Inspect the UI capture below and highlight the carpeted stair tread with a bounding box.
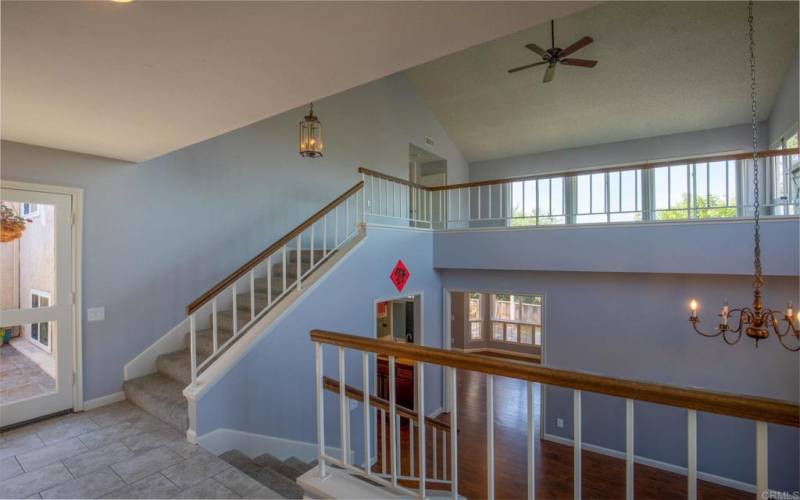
[219,450,303,499]
[155,350,194,385]
[254,453,302,481]
[122,372,188,432]
[282,457,314,476]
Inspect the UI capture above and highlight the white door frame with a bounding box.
[1,180,84,414]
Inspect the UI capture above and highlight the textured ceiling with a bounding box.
[405,1,799,163]
[1,1,592,162]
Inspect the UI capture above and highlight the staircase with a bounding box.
[122,250,324,433]
[219,450,315,498]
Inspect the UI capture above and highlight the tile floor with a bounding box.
[0,343,56,404]
[0,402,281,499]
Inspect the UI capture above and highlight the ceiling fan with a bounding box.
[508,20,597,83]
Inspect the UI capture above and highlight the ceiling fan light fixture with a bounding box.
[507,19,598,83]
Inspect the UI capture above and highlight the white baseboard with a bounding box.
[198,428,352,464]
[429,406,445,419]
[83,391,126,411]
[542,432,756,494]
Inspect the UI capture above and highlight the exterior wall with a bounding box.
[0,73,467,402]
[196,227,444,467]
[439,268,799,491]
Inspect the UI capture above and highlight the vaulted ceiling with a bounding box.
[405,1,799,162]
[1,1,592,162]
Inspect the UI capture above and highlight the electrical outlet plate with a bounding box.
[87,307,105,322]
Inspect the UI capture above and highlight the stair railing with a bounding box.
[322,376,454,491]
[183,181,364,385]
[361,147,799,230]
[310,329,798,500]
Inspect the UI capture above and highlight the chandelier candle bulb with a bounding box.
[786,303,793,320]
[690,300,698,319]
[721,302,729,326]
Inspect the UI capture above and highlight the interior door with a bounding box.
[0,188,74,427]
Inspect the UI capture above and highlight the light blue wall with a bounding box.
[0,73,466,401]
[197,227,445,465]
[434,219,799,277]
[768,43,800,145]
[438,262,799,490]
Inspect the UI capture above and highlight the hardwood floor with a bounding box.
[375,370,751,499]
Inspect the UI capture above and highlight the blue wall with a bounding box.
[197,227,445,465]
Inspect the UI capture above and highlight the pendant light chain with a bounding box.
[748,0,763,290]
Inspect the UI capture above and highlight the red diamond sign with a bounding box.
[390,260,410,293]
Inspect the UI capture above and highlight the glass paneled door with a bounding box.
[0,187,74,427]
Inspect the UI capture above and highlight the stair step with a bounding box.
[122,373,188,433]
[254,453,302,481]
[219,450,304,499]
[283,457,314,476]
[185,327,235,357]
[155,350,194,385]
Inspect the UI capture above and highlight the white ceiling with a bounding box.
[0,1,593,162]
[405,1,799,163]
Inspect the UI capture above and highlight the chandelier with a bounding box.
[299,103,323,158]
[688,2,799,352]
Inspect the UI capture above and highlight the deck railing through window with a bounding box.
[310,329,799,499]
[360,148,799,230]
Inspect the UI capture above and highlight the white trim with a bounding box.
[428,406,445,420]
[124,318,189,381]
[542,432,756,494]
[83,391,125,411]
[198,427,353,463]
[0,181,84,413]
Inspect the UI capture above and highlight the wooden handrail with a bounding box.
[358,167,432,191]
[427,147,800,191]
[322,376,453,433]
[311,330,799,427]
[186,181,364,314]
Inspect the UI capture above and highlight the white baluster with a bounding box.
[189,313,197,384]
[266,255,272,306]
[363,352,371,475]
[756,421,768,497]
[323,215,328,256]
[211,299,218,353]
[339,347,349,465]
[626,399,634,500]
[296,236,302,291]
[450,367,458,499]
[249,270,255,320]
[442,428,447,482]
[389,356,398,486]
[528,382,535,500]
[381,408,387,475]
[574,390,582,500]
[417,361,426,498]
[410,418,415,478]
[487,374,494,500]
[310,224,315,269]
[231,284,238,337]
[687,410,697,500]
[314,342,327,478]
[335,205,340,247]
[282,245,287,294]
[433,427,438,480]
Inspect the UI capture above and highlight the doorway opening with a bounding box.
[408,144,446,228]
[375,294,421,410]
[1,183,82,428]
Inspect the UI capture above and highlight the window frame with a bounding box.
[489,293,542,346]
[29,289,52,351]
[467,292,483,341]
[21,202,40,218]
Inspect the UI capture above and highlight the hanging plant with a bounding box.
[0,203,31,243]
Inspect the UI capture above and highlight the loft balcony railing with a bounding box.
[310,329,799,499]
[183,182,365,385]
[360,147,800,230]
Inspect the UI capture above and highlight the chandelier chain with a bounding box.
[748,0,763,290]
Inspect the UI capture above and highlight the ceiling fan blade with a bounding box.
[525,43,548,57]
[507,61,547,73]
[561,58,598,68]
[543,64,556,83]
[559,36,594,58]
